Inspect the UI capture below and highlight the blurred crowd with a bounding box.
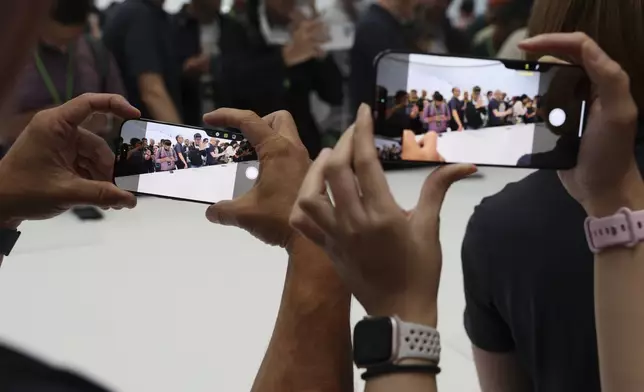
[0,0,538,160]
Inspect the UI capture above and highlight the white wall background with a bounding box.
[407,54,540,99]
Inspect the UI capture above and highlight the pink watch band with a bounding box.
[585,208,644,253]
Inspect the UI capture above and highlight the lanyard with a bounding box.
[33,45,74,105]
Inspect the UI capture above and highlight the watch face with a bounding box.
[353,317,394,367]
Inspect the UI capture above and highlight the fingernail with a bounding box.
[358,103,371,116]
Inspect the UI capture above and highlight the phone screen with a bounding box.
[374,53,591,169]
[114,119,259,204]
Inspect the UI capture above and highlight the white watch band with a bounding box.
[393,316,441,364]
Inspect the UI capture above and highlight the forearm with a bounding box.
[590,181,644,392]
[366,371,436,392]
[251,235,353,392]
[141,88,181,124]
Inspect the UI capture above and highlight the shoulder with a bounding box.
[466,169,573,249]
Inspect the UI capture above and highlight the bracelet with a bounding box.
[361,364,441,381]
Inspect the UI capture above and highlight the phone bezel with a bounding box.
[372,49,590,171]
[113,118,258,205]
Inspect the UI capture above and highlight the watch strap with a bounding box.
[585,208,644,253]
[395,317,441,363]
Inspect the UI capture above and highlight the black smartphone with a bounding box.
[113,119,258,204]
[71,206,104,220]
[373,51,591,170]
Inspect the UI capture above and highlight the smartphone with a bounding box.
[373,52,591,169]
[114,119,259,204]
[71,206,104,221]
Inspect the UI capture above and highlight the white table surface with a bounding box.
[0,166,533,392]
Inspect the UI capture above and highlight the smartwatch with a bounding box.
[0,228,21,257]
[353,316,441,368]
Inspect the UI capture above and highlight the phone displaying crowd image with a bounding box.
[373,52,591,170]
[114,119,259,204]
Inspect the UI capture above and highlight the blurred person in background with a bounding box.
[103,0,184,124]
[413,0,469,54]
[462,0,644,391]
[173,0,241,126]
[470,0,532,58]
[349,0,420,114]
[214,0,343,158]
[0,0,125,157]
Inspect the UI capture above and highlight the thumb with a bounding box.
[205,193,254,227]
[66,179,137,209]
[402,130,420,152]
[415,164,477,223]
[421,131,438,153]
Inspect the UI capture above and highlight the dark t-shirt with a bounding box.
[206,145,220,165]
[448,97,464,130]
[462,121,644,392]
[487,99,502,127]
[103,0,182,118]
[188,145,205,167]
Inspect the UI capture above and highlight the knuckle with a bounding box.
[353,154,374,171]
[323,157,345,177]
[78,92,96,101]
[605,61,625,80]
[574,31,590,42]
[275,110,293,122]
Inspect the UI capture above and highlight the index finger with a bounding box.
[58,93,140,128]
[203,108,270,147]
[352,104,395,208]
[519,33,630,105]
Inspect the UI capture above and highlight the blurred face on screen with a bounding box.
[177,136,184,144]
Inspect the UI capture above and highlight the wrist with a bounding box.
[584,181,644,217]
